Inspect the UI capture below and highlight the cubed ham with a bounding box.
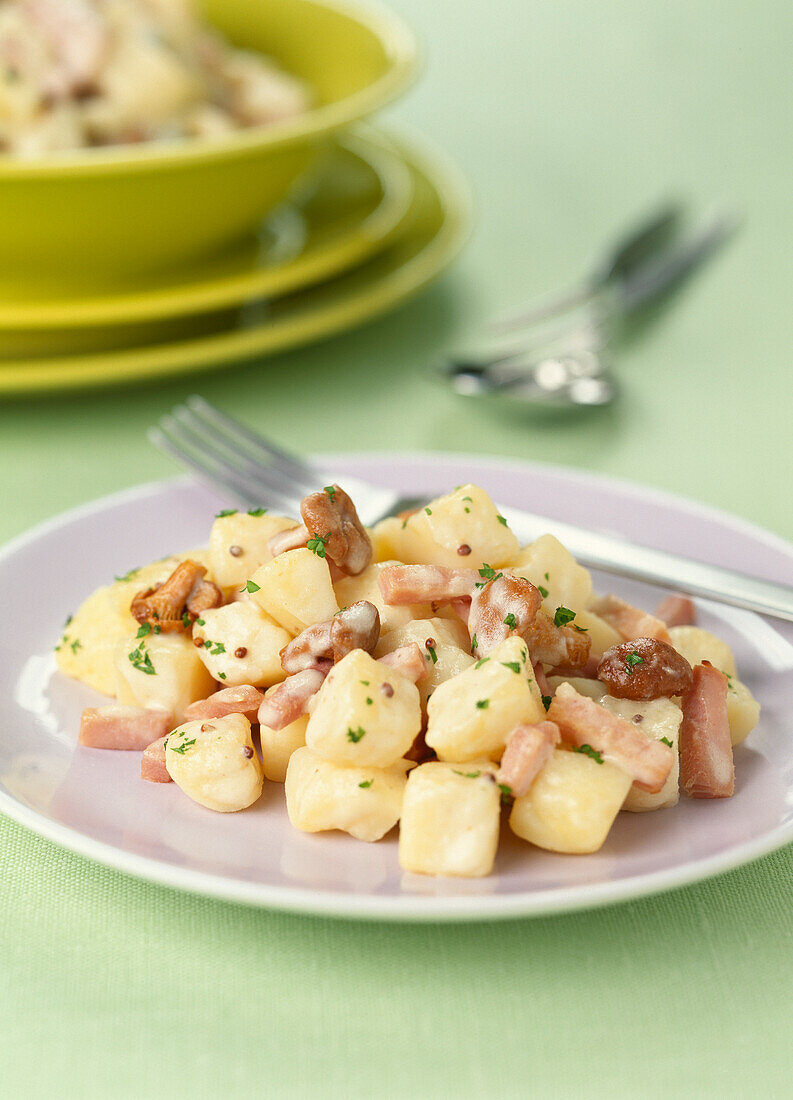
[183,684,264,722]
[79,706,173,751]
[679,662,734,798]
[548,682,674,793]
[141,737,172,784]
[257,666,331,731]
[524,608,591,670]
[378,565,478,605]
[497,721,560,798]
[655,593,697,628]
[378,642,426,683]
[590,594,671,644]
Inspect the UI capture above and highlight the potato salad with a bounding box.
[57,482,761,878]
[0,0,309,155]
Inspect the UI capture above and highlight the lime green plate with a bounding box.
[0,128,413,336]
[0,131,470,395]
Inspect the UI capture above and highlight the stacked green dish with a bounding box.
[0,0,471,394]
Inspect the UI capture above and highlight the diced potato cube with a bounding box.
[669,626,737,677]
[396,484,519,571]
[114,633,215,721]
[249,547,338,635]
[334,560,432,635]
[165,713,262,812]
[208,512,296,590]
[510,534,593,615]
[375,617,474,707]
[600,696,681,811]
[398,761,500,877]
[425,636,544,762]
[260,715,308,783]
[285,746,409,841]
[547,676,606,702]
[55,551,213,696]
[509,749,632,853]
[572,610,622,658]
[368,517,406,563]
[725,674,761,745]
[306,649,421,767]
[193,602,290,687]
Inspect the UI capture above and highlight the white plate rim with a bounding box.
[2,452,792,922]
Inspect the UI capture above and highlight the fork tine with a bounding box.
[150,420,302,515]
[171,404,317,508]
[185,396,319,490]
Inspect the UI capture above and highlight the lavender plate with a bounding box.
[2,454,792,921]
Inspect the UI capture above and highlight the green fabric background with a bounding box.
[2,1,793,1095]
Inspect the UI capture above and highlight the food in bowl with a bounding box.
[0,0,310,155]
[56,483,760,878]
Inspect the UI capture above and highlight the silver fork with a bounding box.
[149,397,793,622]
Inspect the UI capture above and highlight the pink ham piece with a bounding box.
[497,721,560,798]
[679,662,734,798]
[183,684,264,722]
[257,666,331,731]
[548,682,674,793]
[655,593,697,628]
[378,643,427,683]
[141,737,172,784]
[378,565,479,606]
[79,706,173,751]
[468,573,541,656]
[590,594,671,644]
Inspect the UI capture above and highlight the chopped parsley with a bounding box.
[574,743,604,764]
[170,738,196,755]
[504,612,517,629]
[196,618,205,626]
[501,661,521,674]
[243,580,260,593]
[181,611,191,629]
[323,486,336,503]
[541,694,552,711]
[464,507,470,514]
[470,634,478,654]
[538,585,549,599]
[358,779,374,789]
[205,641,226,656]
[70,638,82,654]
[625,652,645,674]
[478,564,498,582]
[426,645,438,664]
[401,517,409,529]
[462,496,473,502]
[64,614,73,627]
[660,736,673,748]
[136,623,152,638]
[475,657,490,669]
[498,782,513,804]
[553,606,577,628]
[128,642,156,676]
[306,532,330,558]
[366,697,373,705]
[424,507,432,515]
[215,509,237,518]
[218,672,227,680]
[247,507,268,516]
[360,680,370,686]
[346,727,366,743]
[452,769,482,778]
[497,515,508,527]
[476,699,489,709]
[114,567,140,583]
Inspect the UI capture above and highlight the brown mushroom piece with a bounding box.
[280,601,381,674]
[468,573,542,657]
[597,637,693,700]
[300,484,372,575]
[130,559,223,632]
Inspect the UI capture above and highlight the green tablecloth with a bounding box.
[2,1,792,1095]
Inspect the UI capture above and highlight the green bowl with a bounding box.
[0,0,418,291]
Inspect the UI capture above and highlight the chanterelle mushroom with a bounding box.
[280,600,380,674]
[300,485,372,575]
[131,559,223,632]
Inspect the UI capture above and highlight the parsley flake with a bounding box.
[538,585,549,599]
[324,486,336,503]
[498,782,513,804]
[541,694,552,711]
[114,567,140,583]
[426,645,438,664]
[553,606,577,628]
[358,779,374,789]
[497,515,508,527]
[504,612,517,629]
[475,657,490,669]
[660,736,673,748]
[247,507,268,516]
[574,743,604,764]
[244,580,260,593]
[476,699,489,709]
[346,727,366,743]
[462,496,473,502]
[70,638,82,654]
[306,532,330,558]
[196,618,205,626]
[218,672,227,680]
[366,697,373,706]
[136,623,152,639]
[501,661,521,674]
[128,643,156,676]
[170,738,196,755]
[470,634,478,654]
[452,769,482,778]
[625,652,645,674]
[215,509,237,518]
[424,506,432,515]
[181,611,191,629]
[478,563,497,581]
